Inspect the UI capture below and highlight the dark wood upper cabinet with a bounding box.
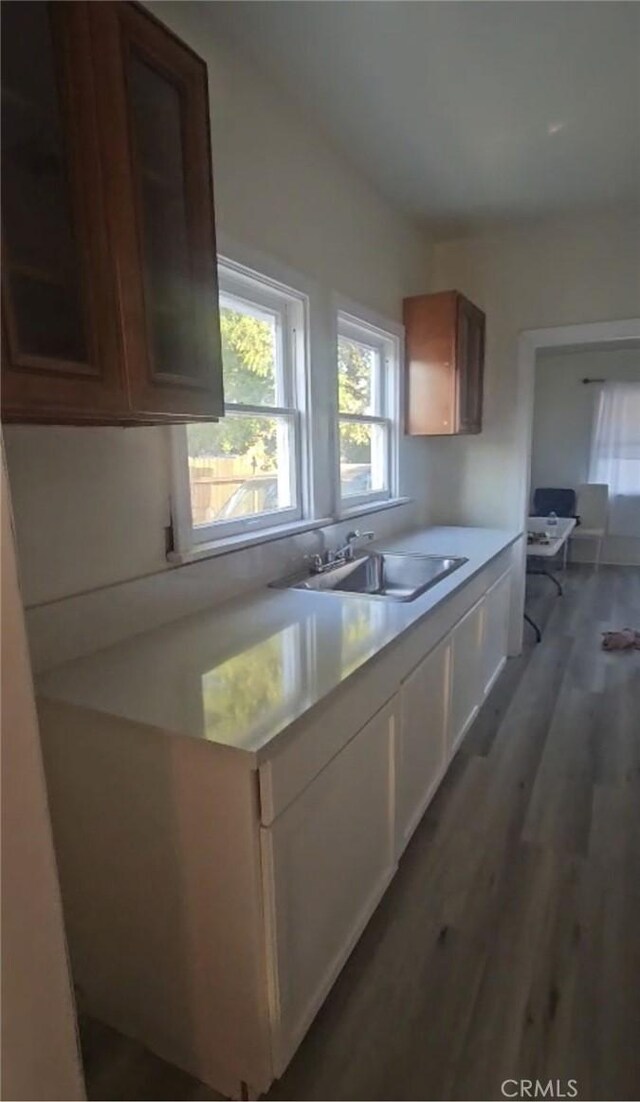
[1,1,223,425]
[1,1,127,422]
[88,1,223,421]
[404,290,485,436]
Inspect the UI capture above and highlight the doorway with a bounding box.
[509,318,640,652]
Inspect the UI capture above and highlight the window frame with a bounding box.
[336,310,400,513]
[171,258,310,551]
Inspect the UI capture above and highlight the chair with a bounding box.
[531,487,577,518]
[570,483,608,569]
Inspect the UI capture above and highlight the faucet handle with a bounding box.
[338,529,375,561]
[306,551,328,574]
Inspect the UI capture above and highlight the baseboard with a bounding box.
[570,558,640,568]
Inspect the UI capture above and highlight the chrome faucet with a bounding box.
[307,530,375,574]
[335,529,375,562]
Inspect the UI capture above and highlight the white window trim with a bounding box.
[336,303,402,516]
[169,249,410,562]
[171,256,311,553]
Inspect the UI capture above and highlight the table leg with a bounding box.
[526,565,563,596]
[541,568,563,596]
[524,613,542,643]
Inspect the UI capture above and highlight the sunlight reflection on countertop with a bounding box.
[37,526,521,757]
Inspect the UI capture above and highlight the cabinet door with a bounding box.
[449,598,484,755]
[455,295,485,434]
[1,1,126,422]
[481,569,511,698]
[90,2,223,421]
[261,699,397,1075]
[404,291,457,436]
[397,637,450,851]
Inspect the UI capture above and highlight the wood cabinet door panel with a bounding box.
[261,700,397,1075]
[404,290,485,437]
[89,1,223,420]
[404,291,457,435]
[1,1,126,421]
[397,637,450,850]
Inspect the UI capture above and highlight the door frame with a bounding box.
[510,316,640,652]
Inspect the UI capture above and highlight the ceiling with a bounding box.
[209,1,640,236]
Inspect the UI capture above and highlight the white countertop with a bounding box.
[37,526,521,758]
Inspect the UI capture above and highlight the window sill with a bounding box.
[167,516,333,565]
[168,497,414,566]
[338,496,413,521]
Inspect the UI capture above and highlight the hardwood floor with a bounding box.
[80,566,640,1102]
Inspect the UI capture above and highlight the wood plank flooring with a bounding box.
[80,566,640,1102]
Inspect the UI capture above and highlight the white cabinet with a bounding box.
[449,598,484,755]
[481,570,511,697]
[37,551,514,1099]
[261,698,397,1074]
[397,637,451,851]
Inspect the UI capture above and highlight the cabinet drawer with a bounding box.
[258,655,397,825]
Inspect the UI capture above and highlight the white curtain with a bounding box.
[589,381,640,537]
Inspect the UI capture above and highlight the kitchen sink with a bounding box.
[271,551,468,602]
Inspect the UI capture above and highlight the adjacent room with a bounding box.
[524,341,640,641]
[1,3,639,1102]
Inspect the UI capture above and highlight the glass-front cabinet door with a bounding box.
[1,1,223,424]
[1,1,126,421]
[89,1,224,421]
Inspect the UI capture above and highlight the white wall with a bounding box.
[530,345,640,564]
[4,0,433,612]
[427,212,640,532]
[1,457,85,1101]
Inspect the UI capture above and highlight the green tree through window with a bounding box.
[189,316,375,467]
[188,307,279,466]
[338,336,376,461]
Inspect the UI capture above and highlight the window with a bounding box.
[589,380,640,536]
[337,313,398,509]
[170,261,408,560]
[175,260,308,546]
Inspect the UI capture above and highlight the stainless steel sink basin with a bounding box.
[271,552,468,602]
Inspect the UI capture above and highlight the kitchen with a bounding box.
[1,3,639,1101]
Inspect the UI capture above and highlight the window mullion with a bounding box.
[226,402,297,418]
[372,347,382,418]
[338,412,386,427]
[282,303,296,409]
